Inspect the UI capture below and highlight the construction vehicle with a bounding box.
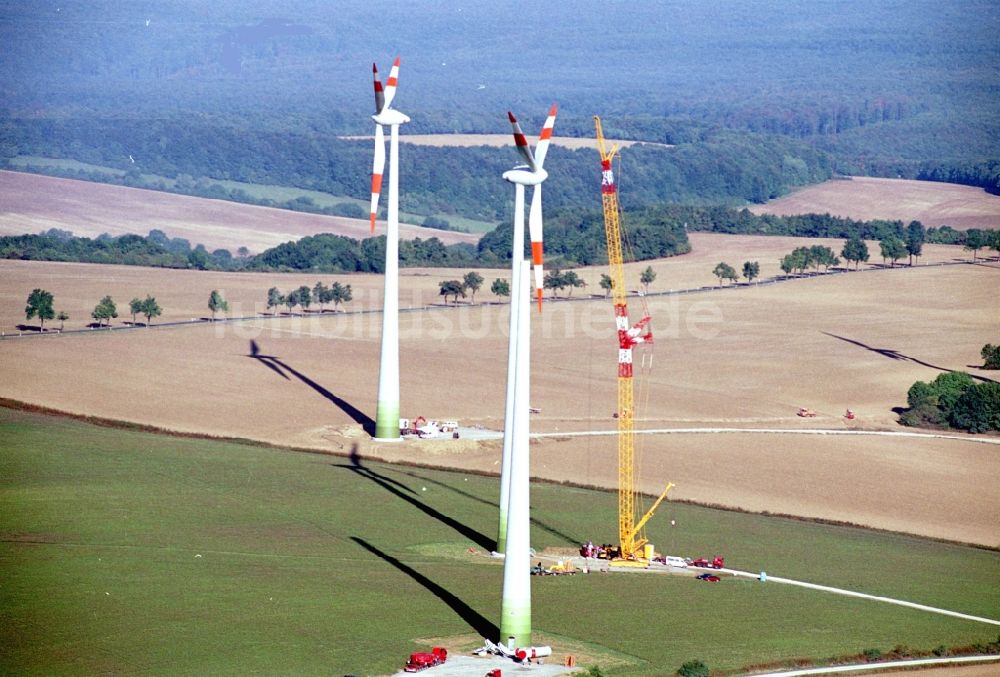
[547,560,576,575]
[595,116,674,565]
[404,647,447,672]
[691,556,725,569]
[530,560,576,576]
[797,407,817,418]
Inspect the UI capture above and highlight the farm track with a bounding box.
[749,655,1000,677]
[719,567,1000,626]
[534,427,1000,447]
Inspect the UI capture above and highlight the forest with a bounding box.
[7,207,994,274]
[1,115,834,220]
[1,1,998,222]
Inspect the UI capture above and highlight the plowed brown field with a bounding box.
[0,170,478,253]
[2,243,998,546]
[751,176,1000,230]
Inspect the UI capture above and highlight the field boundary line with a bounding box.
[743,654,1000,676]
[531,427,1000,446]
[723,568,1000,626]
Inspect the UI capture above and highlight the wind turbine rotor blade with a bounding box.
[529,185,544,312]
[507,111,536,170]
[383,56,401,109]
[533,103,558,169]
[373,63,385,113]
[370,124,386,232]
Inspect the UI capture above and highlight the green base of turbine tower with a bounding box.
[374,402,400,439]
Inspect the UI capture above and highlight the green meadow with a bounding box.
[1,407,997,675]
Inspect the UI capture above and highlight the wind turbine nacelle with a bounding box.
[373,109,410,126]
[502,167,548,186]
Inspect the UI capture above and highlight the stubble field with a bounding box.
[2,239,997,547]
[751,176,1000,230]
[0,170,477,254]
[0,232,974,331]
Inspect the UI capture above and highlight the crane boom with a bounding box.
[595,116,672,561]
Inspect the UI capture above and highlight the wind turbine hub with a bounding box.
[373,109,410,126]
[502,168,548,186]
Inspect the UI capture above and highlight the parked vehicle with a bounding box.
[404,647,447,672]
[691,556,724,569]
[696,573,721,582]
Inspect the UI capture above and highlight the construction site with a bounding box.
[2,26,1000,677]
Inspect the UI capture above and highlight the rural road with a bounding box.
[718,567,1000,626]
[531,427,1000,447]
[745,655,1000,676]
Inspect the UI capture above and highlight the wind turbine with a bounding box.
[370,57,409,440]
[497,105,557,650]
[497,105,557,552]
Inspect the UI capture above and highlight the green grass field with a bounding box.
[1,407,997,676]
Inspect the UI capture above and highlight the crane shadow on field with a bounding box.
[335,446,495,551]
[351,536,498,639]
[398,469,584,546]
[822,333,996,384]
[247,340,377,435]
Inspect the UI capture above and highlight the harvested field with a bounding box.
[338,133,670,150]
[0,232,972,331]
[1,248,997,546]
[751,176,1000,230]
[0,170,478,254]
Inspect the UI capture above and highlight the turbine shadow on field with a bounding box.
[351,536,498,639]
[336,447,494,551]
[822,333,997,384]
[247,340,377,434]
[398,469,583,546]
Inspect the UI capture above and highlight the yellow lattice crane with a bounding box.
[595,116,674,564]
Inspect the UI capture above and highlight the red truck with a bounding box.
[404,647,447,672]
[691,556,724,569]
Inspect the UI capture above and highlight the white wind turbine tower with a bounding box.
[497,105,557,650]
[369,57,408,440]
